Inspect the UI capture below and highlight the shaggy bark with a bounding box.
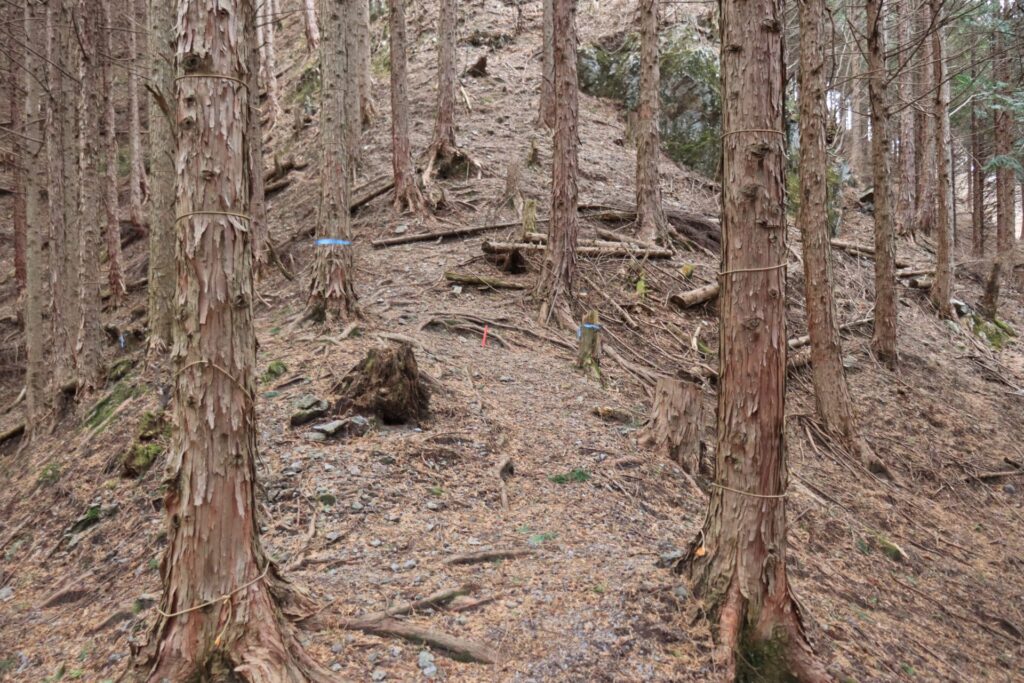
[689,0,830,675]
[388,0,425,212]
[866,0,897,367]
[635,0,668,245]
[538,0,555,128]
[536,0,579,323]
[77,0,106,388]
[128,0,148,229]
[355,0,374,124]
[310,0,359,321]
[423,0,465,179]
[344,0,364,166]
[138,0,330,679]
[24,0,47,427]
[147,0,176,351]
[928,2,954,319]
[799,0,883,475]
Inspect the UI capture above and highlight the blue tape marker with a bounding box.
[577,322,602,339]
[118,333,126,351]
[315,238,353,246]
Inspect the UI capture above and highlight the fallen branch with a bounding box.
[444,271,527,290]
[445,548,533,565]
[788,317,874,350]
[522,231,658,251]
[482,240,674,259]
[353,584,477,622]
[349,618,498,663]
[830,239,911,268]
[373,221,520,248]
[0,422,25,445]
[265,156,308,183]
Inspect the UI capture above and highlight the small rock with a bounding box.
[499,376,514,383]
[1004,484,1017,495]
[290,395,329,426]
[403,559,417,570]
[303,431,327,442]
[326,532,342,543]
[657,550,684,567]
[370,538,383,547]
[394,224,409,235]
[371,668,388,681]
[389,646,402,658]
[331,642,345,655]
[351,501,365,512]
[330,662,342,672]
[425,501,441,511]
[0,586,14,601]
[349,466,361,476]
[386,512,401,522]
[673,585,690,602]
[313,420,347,436]
[418,650,437,678]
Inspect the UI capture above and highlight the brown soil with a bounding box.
[1,0,1023,681]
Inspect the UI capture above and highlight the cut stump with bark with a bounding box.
[576,310,602,381]
[332,344,430,424]
[639,378,703,475]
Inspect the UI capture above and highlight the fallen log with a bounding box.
[578,203,721,252]
[443,271,527,290]
[787,316,874,350]
[522,231,658,251]
[0,422,25,445]
[354,584,477,621]
[482,240,674,259]
[830,239,911,268]
[349,618,498,664]
[444,549,533,565]
[669,282,720,309]
[372,220,522,248]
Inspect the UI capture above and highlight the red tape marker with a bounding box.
[481,325,489,347]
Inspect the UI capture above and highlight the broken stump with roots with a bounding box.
[332,343,430,424]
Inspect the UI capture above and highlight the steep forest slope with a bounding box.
[2,0,1024,681]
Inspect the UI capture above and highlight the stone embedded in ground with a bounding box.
[290,394,329,426]
[311,415,372,439]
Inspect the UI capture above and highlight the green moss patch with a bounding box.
[84,382,144,431]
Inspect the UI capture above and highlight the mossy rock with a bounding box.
[107,358,135,382]
[578,22,721,176]
[122,442,164,478]
[84,382,144,431]
[261,360,288,384]
[971,314,1016,349]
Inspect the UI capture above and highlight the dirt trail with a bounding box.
[2,0,1024,681]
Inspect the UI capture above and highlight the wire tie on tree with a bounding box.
[710,482,788,499]
[175,211,252,224]
[175,73,250,91]
[720,128,786,138]
[315,238,353,247]
[155,564,270,619]
[718,262,788,277]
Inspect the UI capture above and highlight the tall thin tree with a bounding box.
[865,0,898,367]
[389,0,425,212]
[929,0,954,318]
[100,0,126,307]
[139,0,330,677]
[147,0,176,350]
[310,0,359,320]
[127,0,149,229]
[538,0,555,128]
[635,0,669,245]
[689,0,830,673]
[536,0,579,323]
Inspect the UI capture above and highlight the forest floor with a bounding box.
[2,0,1024,681]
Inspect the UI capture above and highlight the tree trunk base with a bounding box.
[332,343,430,424]
[422,141,480,188]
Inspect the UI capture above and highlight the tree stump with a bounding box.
[639,378,703,475]
[333,343,430,424]
[576,310,602,381]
